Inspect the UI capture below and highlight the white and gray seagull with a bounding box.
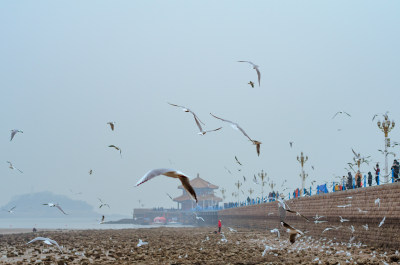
[10,129,23,141]
[194,212,205,222]
[210,113,261,156]
[168,103,222,135]
[27,237,63,253]
[6,161,23,173]
[42,203,68,215]
[98,198,110,209]
[339,216,349,223]
[135,168,198,203]
[378,217,386,227]
[238,61,261,86]
[5,206,16,213]
[281,221,303,244]
[332,111,351,119]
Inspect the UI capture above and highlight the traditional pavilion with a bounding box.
[173,174,222,210]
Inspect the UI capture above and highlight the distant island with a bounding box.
[0,191,99,218]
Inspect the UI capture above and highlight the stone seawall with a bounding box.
[218,182,400,248]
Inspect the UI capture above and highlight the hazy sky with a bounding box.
[1,1,400,215]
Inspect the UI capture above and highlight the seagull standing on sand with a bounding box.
[6,161,23,173]
[43,203,68,215]
[137,239,148,247]
[168,103,222,135]
[238,61,261,86]
[10,129,23,141]
[27,237,63,253]
[210,113,261,156]
[135,168,198,203]
[107,122,116,131]
[281,221,303,244]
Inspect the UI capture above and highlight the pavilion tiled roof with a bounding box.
[178,176,218,189]
[173,193,223,202]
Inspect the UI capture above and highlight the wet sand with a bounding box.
[0,227,399,264]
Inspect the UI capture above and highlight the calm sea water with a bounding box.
[0,218,191,230]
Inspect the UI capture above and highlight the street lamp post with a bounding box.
[297,152,308,195]
[377,115,395,182]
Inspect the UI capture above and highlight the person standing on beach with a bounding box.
[355,170,362,188]
[347,172,353,189]
[374,164,380,185]
[368,172,373,186]
[218,220,222,233]
[391,160,399,182]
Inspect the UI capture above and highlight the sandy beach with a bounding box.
[0,227,399,264]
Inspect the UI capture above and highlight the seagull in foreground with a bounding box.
[378,217,386,227]
[98,198,110,209]
[135,168,198,203]
[210,113,261,156]
[168,103,221,135]
[235,156,242,166]
[137,239,148,247]
[339,216,349,223]
[332,111,351,119]
[108,145,122,157]
[270,228,280,238]
[10,129,23,141]
[248,81,254,88]
[238,61,261,86]
[107,122,116,131]
[281,221,303,244]
[375,198,380,207]
[194,212,205,222]
[6,161,23,173]
[228,227,237,232]
[42,203,67,215]
[27,237,63,253]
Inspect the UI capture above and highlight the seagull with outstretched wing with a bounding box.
[168,103,221,135]
[108,145,122,157]
[238,61,261,86]
[42,203,68,215]
[6,161,23,173]
[281,221,303,244]
[10,129,23,141]
[235,156,242,166]
[98,198,110,209]
[332,111,351,119]
[107,122,115,131]
[135,168,198,203]
[27,237,63,253]
[210,113,261,156]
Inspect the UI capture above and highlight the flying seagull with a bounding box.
[362,224,368,231]
[89,169,93,175]
[168,103,221,135]
[108,145,122,157]
[277,198,309,222]
[6,206,16,213]
[193,212,205,222]
[248,81,254,88]
[357,208,368,213]
[235,156,242,166]
[98,198,110,209]
[27,237,63,253]
[107,122,115,131]
[238,61,261,86]
[375,198,380,208]
[10,129,23,141]
[42,203,67,215]
[6,161,23,173]
[228,227,237,232]
[210,113,261,156]
[378,217,386,227]
[224,166,232,175]
[166,193,174,201]
[339,216,349,223]
[314,220,328,224]
[99,215,105,224]
[281,221,303,244]
[135,168,198,203]
[337,204,351,208]
[270,228,280,238]
[332,111,351,119]
[289,142,294,148]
